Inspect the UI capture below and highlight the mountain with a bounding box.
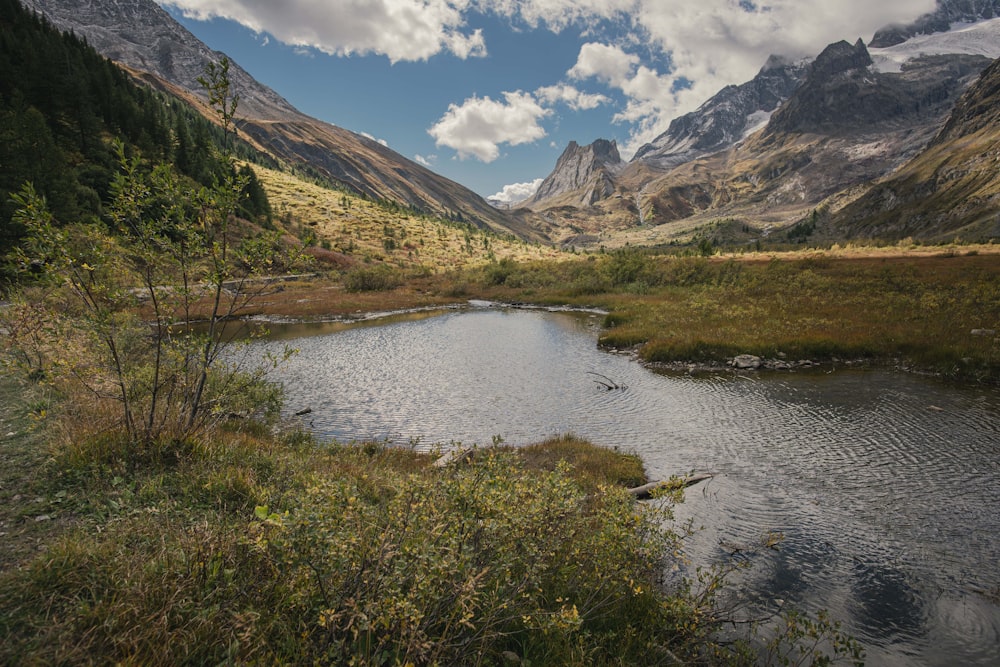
[523,140,623,209]
[871,0,1000,47]
[826,56,1000,241]
[759,39,986,139]
[632,55,809,168]
[524,9,1000,246]
[25,0,541,241]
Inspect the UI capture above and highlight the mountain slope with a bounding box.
[871,0,1000,47]
[633,55,809,168]
[26,0,540,240]
[827,56,1000,240]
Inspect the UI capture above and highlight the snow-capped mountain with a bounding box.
[871,0,1000,47]
[631,56,809,169]
[871,16,1000,72]
[524,3,1000,244]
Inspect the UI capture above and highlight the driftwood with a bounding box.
[627,473,714,500]
[433,447,475,467]
[587,372,627,391]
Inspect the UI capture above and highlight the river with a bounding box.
[245,304,1000,666]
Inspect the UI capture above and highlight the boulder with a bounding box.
[732,354,763,370]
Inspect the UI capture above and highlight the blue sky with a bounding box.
[158,1,936,202]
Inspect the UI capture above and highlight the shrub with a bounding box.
[251,449,684,665]
[343,265,402,292]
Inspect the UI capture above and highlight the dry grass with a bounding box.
[253,165,561,272]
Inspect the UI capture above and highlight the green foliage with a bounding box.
[3,62,291,452]
[251,448,684,665]
[0,0,273,274]
[344,265,402,292]
[0,368,861,667]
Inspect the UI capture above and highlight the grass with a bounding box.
[0,365,866,665]
[253,164,562,272]
[455,250,1000,382]
[0,370,695,665]
[2,243,911,663]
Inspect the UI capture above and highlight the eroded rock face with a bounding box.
[525,139,623,208]
[632,55,809,168]
[762,40,986,138]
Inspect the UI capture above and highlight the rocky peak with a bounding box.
[632,56,808,167]
[871,0,1000,47]
[524,139,623,208]
[809,39,874,80]
[933,55,1000,143]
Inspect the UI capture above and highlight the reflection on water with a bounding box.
[249,306,1000,666]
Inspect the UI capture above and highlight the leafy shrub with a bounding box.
[343,265,402,292]
[251,449,684,665]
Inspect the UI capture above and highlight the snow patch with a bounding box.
[870,18,1000,73]
[742,110,773,139]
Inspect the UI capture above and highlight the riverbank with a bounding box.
[190,250,1000,384]
[1,360,870,664]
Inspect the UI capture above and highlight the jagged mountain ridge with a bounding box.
[632,55,809,168]
[871,0,1000,47]
[523,5,1000,245]
[827,56,1000,240]
[25,0,540,240]
[522,140,623,209]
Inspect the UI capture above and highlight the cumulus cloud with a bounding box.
[568,42,639,86]
[361,132,389,147]
[535,84,610,110]
[163,0,939,159]
[160,0,487,62]
[485,0,636,30]
[428,92,551,162]
[490,178,544,205]
[414,154,436,167]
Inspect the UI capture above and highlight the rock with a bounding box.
[732,354,762,370]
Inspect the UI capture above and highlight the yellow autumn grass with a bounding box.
[252,164,562,272]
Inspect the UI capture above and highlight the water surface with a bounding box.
[250,305,1000,666]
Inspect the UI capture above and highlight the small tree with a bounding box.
[6,58,295,451]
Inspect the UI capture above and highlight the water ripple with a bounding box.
[251,308,1000,665]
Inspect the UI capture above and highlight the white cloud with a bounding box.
[414,154,436,167]
[484,0,636,30]
[535,83,609,110]
[558,0,937,157]
[361,132,389,147]
[162,0,940,159]
[428,92,551,162]
[568,42,639,86]
[490,178,544,204]
[160,0,487,63]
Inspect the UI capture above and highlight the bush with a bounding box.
[251,449,684,665]
[343,265,402,292]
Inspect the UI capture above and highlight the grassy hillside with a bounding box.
[255,164,562,272]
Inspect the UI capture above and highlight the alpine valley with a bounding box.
[19,0,1000,248]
